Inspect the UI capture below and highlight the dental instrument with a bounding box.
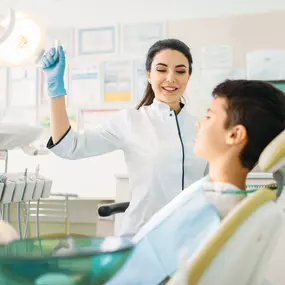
[0,124,53,241]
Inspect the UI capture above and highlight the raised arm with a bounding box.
[50,96,69,144]
[39,46,69,143]
[39,46,125,160]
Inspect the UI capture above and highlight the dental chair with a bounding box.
[167,129,285,285]
[106,129,285,285]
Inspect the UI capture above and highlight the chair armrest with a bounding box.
[98,202,130,217]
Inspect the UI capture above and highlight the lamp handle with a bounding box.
[0,8,16,44]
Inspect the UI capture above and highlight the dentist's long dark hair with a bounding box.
[136,39,193,110]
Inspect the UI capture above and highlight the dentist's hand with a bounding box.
[37,46,66,98]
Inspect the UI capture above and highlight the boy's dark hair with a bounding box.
[213,79,285,170]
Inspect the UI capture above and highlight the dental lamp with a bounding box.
[0,8,44,66]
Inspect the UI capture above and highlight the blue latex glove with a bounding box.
[38,46,66,98]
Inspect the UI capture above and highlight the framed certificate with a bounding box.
[77,26,117,55]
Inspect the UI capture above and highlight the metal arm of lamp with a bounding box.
[0,8,16,45]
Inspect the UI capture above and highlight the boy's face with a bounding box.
[194,96,247,162]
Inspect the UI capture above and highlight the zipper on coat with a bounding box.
[174,111,185,190]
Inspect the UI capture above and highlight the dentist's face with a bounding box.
[147,49,190,106]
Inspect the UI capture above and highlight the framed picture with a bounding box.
[9,66,37,108]
[102,59,133,107]
[121,22,166,56]
[77,26,117,56]
[78,108,120,131]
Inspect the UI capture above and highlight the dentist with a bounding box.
[39,38,207,237]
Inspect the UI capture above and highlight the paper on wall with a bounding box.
[186,68,246,118]
[78,27,116,55]
[133,58,147,102]
[70,64,101,108]
[201,68,246,88]
[80,109,120,131]
[201,45,233,69]
[45,28,74,57]
[10,66,37,108]
[122,22,165,56]
[246,50,285,80]
[103,59,133,103]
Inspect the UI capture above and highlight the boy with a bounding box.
[193,79,285,216]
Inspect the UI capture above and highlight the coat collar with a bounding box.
[151,98,185,113]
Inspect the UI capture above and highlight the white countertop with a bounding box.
[115,172,274,180]
[46,172,275,201]
[247,172,273,179]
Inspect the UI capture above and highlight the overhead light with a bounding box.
[0,9,44,66]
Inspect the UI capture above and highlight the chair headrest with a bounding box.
[259,129,285,173]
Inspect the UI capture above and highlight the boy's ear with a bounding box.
[226,125,247,146]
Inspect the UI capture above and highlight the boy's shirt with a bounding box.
[203,180,246,218]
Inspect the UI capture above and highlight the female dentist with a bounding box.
[39,38,207,237]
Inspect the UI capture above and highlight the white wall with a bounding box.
[1,0,285,27]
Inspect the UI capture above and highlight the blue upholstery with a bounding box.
[106,189,221,285]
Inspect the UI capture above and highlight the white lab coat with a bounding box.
[47,99,207,236]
